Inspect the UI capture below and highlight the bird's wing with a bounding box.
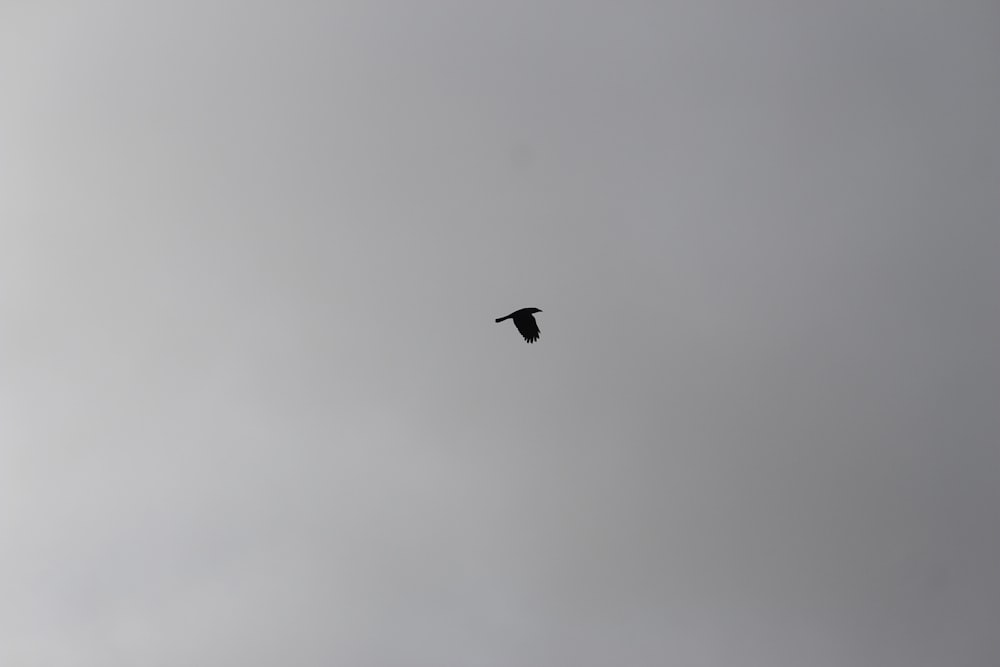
[513,314,540,343]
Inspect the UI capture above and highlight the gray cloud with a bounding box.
[1,1,998,665]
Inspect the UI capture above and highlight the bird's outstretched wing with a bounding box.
[513,314,540,343]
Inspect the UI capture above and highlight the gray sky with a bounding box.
[2,1,999,665]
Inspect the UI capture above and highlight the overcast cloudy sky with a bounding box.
[2,2,998,665]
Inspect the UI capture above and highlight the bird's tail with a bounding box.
[495,316,509,323]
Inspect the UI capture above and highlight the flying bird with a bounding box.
[495,307,543,343]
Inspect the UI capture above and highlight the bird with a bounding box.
[495,307,543,343]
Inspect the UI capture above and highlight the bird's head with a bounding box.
[528,307,543,314]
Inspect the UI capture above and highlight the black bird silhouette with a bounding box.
[495,307,543,343]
